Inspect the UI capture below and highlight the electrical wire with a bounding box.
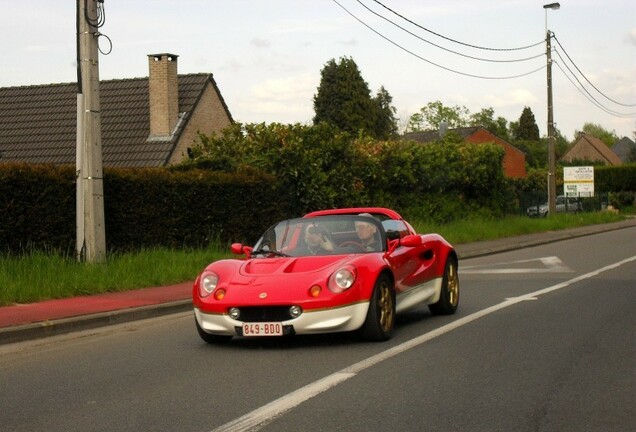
[552,34,636,107]
[84,0,106,29]
[356,0,545,64]
[553,62,635,118]
[332,0,546,80]
[97,32,113,55]
[370,0,545,52]
[553,49,636,118]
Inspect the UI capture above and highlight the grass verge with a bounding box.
[0,211,631,306]
[0,245,230,306]
[413,211,628,245]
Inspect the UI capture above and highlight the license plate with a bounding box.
[242,322,283,337]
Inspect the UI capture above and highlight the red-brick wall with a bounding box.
[465,129,527,178]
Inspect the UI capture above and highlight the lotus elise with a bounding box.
[193,207,459,342]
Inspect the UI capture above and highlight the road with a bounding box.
[1,227,634,432]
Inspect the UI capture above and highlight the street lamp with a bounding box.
[544,2,560,216]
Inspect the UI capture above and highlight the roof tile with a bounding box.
[0,73,226,167]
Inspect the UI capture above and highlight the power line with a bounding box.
[356,0,545,64]
[370,0,545,52]
[552,34,636,108]
[553,49,636,118]
[332,0,546,80]
[553,62,632,118]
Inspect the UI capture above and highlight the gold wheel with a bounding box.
[446,260,459,307]
[429,256,460,315]
[361,275,395,341]
[377,280,395,333]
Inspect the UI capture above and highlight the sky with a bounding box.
[1,0,634,141]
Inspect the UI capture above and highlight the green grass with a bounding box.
[0,245,230,306]
[412,211,628,245]
[0,210,630,306]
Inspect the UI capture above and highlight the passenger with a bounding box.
[355,214,381,251]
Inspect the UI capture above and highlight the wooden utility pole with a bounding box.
[77,0,106,262]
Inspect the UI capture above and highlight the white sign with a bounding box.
[563,166,594,197]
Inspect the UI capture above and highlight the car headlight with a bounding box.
[328,266,356,293]
[199,272,219,298]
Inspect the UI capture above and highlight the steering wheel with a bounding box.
[339,241,366,252]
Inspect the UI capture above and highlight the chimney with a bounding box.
[148,53,179,138]
[439,121,448,138]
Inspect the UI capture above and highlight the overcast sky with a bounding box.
[1,0,634,140]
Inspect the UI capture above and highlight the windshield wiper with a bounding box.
[251,249,290,257]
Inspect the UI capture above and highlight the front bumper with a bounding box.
[194,302,370,337]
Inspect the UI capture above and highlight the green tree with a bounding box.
[405,101,469,132]
[313,57,396,139]
[372,86,398,139]
[513,106,540,141]
[469,107,510,140]
[576,122,619,147]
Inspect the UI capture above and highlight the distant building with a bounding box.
[559,133,622,166]
[0,53,233,167]
[404,126,527,178]
[611,136,635,163]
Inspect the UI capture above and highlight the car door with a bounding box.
[383,221,440,294]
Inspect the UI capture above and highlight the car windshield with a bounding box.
[252,215,386,257]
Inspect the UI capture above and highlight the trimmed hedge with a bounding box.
[0,163,292,255]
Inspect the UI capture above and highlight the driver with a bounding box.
[355,214,380,251]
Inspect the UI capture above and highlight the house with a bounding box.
[0,53,233,168]
[611,136,635,163]
[404,126,527,178]
[559,133,622,166]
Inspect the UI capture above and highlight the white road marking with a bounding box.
[461,256,573,274]
[211,255,636,432]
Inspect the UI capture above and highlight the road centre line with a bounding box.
[211,255,636,432]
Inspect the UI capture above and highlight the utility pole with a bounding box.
[544,3,560,216]
[77,0,106,262]
[546,30,557,215]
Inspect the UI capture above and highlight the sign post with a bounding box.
[563,166,594,198]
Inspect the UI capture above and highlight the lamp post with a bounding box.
[544,2,560,216]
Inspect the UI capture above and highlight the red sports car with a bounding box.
[193,207,459,343]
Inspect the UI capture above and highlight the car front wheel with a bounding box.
[429,256,459,315]
[360,274,395,342]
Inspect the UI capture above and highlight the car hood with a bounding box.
[239,255,355,276]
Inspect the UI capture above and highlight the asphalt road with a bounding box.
[1,227,634,432]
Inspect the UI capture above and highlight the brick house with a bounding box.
[0,53,233,167]
[404,126,528,178]
[559,133,622,166]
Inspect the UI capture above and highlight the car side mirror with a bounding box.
[231,243,253,257]
[400,235,422,247]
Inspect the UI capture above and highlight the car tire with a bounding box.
[360,274,395,342]
[195,318,232,344]
[429,256,459,315]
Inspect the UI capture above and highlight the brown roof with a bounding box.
[561,133,623,166]
[0,74,231,167]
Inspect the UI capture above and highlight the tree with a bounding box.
[513,106,540,141]
[576,122,619,147]
[469,107,510,141]
[372,86,398,139]
[406,101,470,132]
[313,57,396,139]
